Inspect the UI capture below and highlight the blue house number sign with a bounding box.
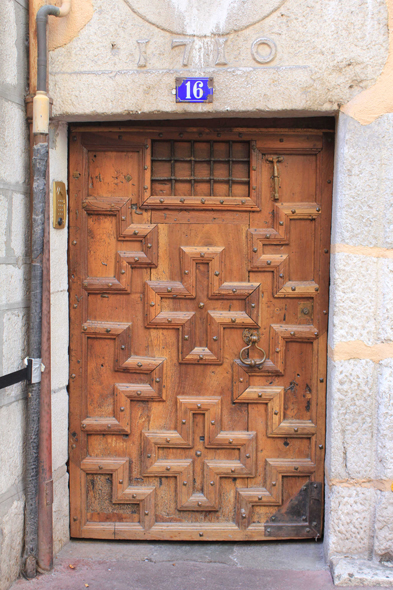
[176,77,213,103]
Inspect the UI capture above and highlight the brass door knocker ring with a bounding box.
[239,329,266,368]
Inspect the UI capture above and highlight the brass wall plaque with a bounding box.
[53,181,67,229]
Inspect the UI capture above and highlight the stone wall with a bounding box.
[0,1,29,588]
[325,112,393,585]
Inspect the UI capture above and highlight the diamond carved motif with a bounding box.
[145,246,260,363]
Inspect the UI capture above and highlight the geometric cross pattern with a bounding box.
[80,321,166,433]
[82,196,158,293]
[145,246,260,363]
[248,202,322,296]
[142,396,256,510]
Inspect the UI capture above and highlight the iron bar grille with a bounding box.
[151,140,250,198]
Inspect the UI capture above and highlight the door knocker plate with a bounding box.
[242,329,261,345]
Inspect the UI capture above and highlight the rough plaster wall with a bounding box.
[46,0,389,119]
[49,122,70,555]
[0,0,29,589]
[325,113,393,570]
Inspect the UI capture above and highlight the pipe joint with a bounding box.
[36,6,60,20]
[33,91,50,135]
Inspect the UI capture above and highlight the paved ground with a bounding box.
[11,541,384,589]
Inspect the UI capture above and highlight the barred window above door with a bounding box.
[151,140,250,198]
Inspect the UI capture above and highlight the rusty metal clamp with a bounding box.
[239,329,266,368]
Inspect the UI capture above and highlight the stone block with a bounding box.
[332,557,393,587]
[325,359,377,481]
[0,400,25,496]
[332,113,393,249]
[0,194,8,257]
[374,491,393,560]
[2,308,28,374]
[0,0,17,86]
[0,265,29,307]
[0,381,25,408]
[325,485,374,559]
[53,471,70,555]
[11,193,29,259]
[376,359,393,480]
[328,253,379,347]
[51,290,69,391]
[52,388,69,472]
[0,98,28,186]
[1,306,28,403]
[378,258,393,343]
[0,499,24,590]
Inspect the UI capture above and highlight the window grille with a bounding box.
[151,140,250,198]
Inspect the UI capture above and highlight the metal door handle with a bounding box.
[266,156,284,201]
[239,330,266,368]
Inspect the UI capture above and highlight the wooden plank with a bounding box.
[151,211,250,224]
[68,132,86,537]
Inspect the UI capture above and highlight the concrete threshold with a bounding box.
[11,541,385,589]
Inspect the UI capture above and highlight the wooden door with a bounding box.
[69,124,333,540]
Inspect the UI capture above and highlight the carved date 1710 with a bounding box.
[136,37,277,68]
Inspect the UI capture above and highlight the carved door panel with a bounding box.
[69,126,333,540]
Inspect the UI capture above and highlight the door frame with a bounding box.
[67,117,335,541]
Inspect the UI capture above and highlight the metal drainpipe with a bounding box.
[24,1,71,579]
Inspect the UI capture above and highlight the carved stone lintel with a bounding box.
[215,38,228,66]
[137,39,150,68]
